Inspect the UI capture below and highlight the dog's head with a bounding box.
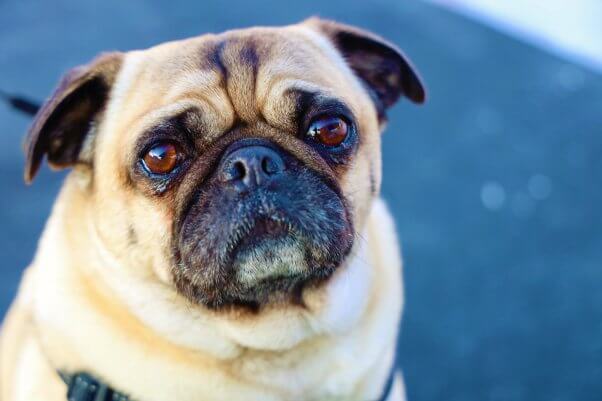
[24,19,424,310]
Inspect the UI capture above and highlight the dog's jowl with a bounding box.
[0,18,424,401]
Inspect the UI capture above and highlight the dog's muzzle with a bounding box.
[174,138,354,308]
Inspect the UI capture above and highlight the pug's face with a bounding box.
[24,19,424,310]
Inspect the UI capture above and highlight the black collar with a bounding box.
[59,371,129,401]
[59,367,396,401]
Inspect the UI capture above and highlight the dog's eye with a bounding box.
[307,116,349,147]
[142,141,182,174]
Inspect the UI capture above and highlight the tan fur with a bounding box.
[1,19,418,401]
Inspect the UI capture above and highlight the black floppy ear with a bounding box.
[23,52,123,183]
[305,18,425,115]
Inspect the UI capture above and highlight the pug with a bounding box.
[0,18,424,401]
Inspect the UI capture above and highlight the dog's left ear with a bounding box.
[23,52,123,183]
[305,18,425,115]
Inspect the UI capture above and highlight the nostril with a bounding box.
[233,160,247,179]
[261,157,272,175]
[261,155,283,175]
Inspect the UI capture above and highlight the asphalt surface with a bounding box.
[1,1,601,400]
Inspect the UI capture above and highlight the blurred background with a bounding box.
[1,1,601,400]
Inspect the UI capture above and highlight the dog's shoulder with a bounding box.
[1,266,65,401]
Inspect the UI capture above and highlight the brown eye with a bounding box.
[308,116,349,147]
[142,141,181,174]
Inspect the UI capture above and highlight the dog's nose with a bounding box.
[219,145,285,190]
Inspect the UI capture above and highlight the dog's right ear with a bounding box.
[304,18,425,121]
[24,52,123,183]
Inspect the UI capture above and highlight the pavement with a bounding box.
[1,1,601,400]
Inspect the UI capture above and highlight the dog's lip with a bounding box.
[246,218,290,237]
[229,215,297,256]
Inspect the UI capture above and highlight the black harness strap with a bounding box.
[0,89,40,116]
[58,368,396,401]
[59,372,130,401]
[375,366,396,401]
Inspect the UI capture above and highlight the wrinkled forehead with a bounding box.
[108,25,372,140]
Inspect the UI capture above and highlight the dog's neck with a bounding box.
[30,177,402,400]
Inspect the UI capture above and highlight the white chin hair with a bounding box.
[234,238,308,285]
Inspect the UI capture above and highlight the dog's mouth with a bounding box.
[175,183,353,309]
[232,217,293,255]
[227,214,314,289]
